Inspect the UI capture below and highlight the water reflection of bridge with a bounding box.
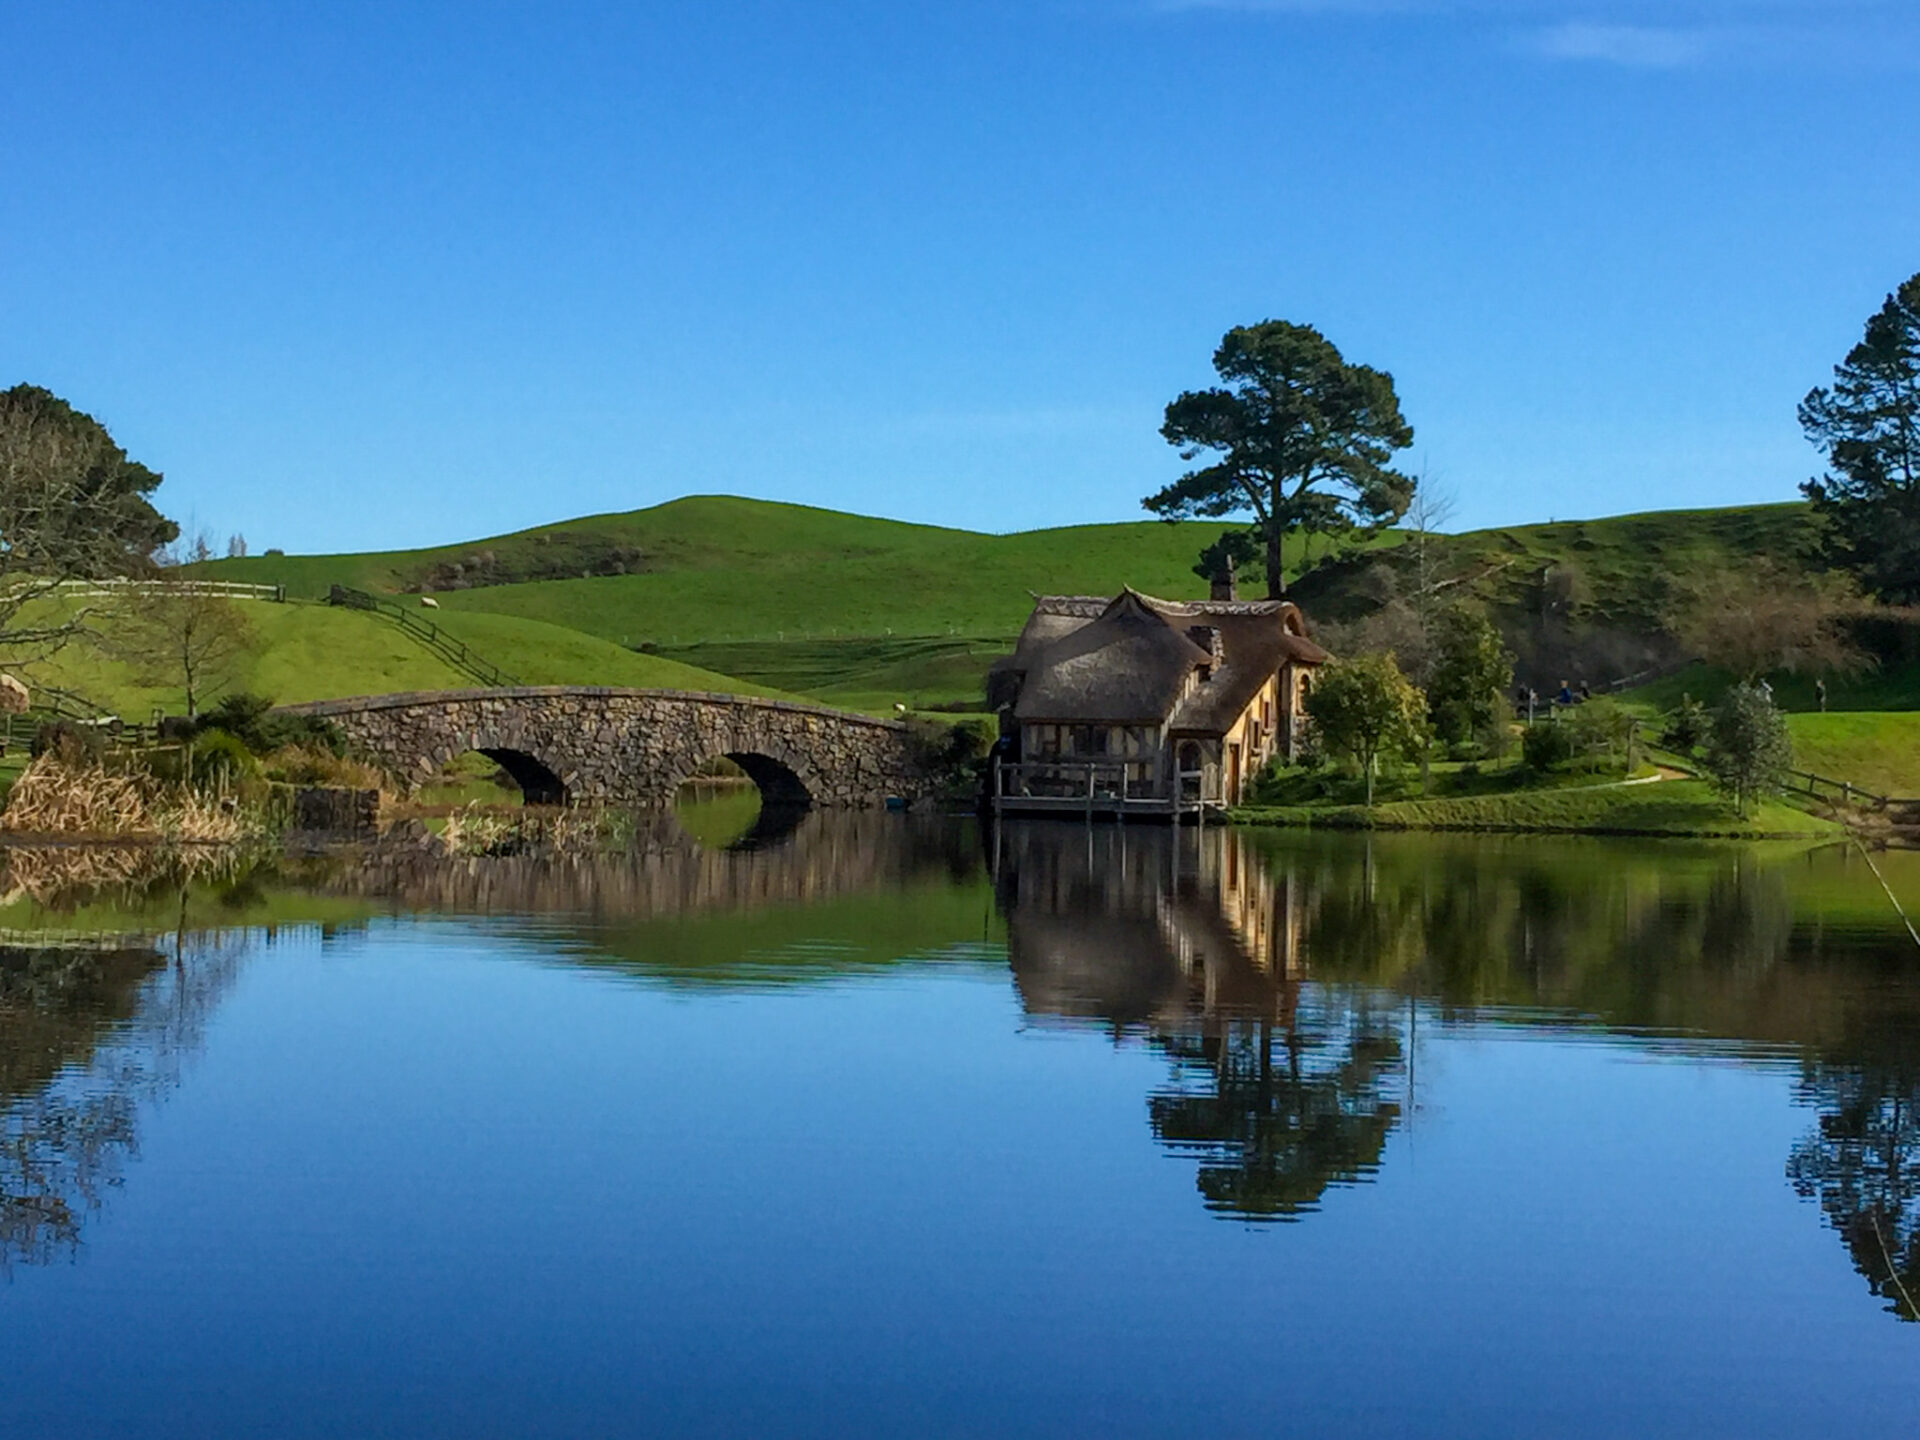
[309,812,982,922]
[7,823,1920,1305]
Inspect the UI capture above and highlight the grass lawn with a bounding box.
[1246,746,1659,809]
[1784,712,1920,799]
[1623,661,1920,715]
[655,635,1011,713]
[1232,778,1838,837]
[12,599,778,718]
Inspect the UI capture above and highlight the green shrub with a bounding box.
[260,744,389,791]
[1522,719,1576,771]
[906,715,995,782]
[185,728,260,791]
[198,692,275,746]
[196,692,345,755]
[1473,716,1514,761]
[1248,757,1292,805]
[1660,695,1710,755]
[1565,698,1634,769]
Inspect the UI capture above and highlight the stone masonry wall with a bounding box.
[277,687,933,808]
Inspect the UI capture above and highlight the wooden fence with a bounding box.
[1780,768,1920,813]
[7,577,287,603]
[327,586,522,688]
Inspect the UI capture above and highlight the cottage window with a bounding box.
[1068,725,1106,755]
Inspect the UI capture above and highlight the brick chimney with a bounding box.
[1210,565,1236,603]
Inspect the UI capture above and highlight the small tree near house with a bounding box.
[1426,605,1513,749]
[1303,652,1429,806]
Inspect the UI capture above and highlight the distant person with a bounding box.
[1815,678,1828,712]
[1557,680,1574,707]
[1759,678,1774,703]
[1577,679,1592,702]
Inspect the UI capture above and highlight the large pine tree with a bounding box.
[1144,321,1415,599]
[1800,273,1920,603]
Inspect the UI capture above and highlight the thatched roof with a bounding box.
[1013,592,1211,724]
[1170,614,1327,735]
[1001,588,1328,734]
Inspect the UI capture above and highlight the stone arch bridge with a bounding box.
[277,688,934,808]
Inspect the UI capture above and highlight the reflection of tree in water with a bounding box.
[1788,1014,1920,1322]
[0,931,244,1270]
[1148,1002,1403,1221]
[996,822,1407,1222]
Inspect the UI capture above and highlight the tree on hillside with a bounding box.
[1426,605,1514,748]
[1145,321,1417,599]
[1303,653,1428,806]
[1801,272,1920,603]
[0,384,179,658]
[108,579,255,719]
[1703,682,1792,816]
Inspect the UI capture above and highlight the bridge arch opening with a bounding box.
[422,748,568,808]
[673,752,812,850]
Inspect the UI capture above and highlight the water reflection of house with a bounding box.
[987,583,1328,817]
[996,824,1305,1031]
[994,822,1401,1222]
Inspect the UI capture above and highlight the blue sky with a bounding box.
[5,1,1917,552]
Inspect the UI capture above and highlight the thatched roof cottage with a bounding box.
[989,581,1328,814]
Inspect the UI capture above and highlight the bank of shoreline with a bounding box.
[1225,778,1843,841]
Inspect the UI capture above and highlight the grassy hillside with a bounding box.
[1425,503,1810,632]
[1783,713,1920,799]
[14,600,776,717]
[650,635,1016,713]
[193,493,1825,708]
[1617,662,1920,796]
[204,495,1397,645]
[1624,662,1920,715]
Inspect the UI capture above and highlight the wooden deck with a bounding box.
[989,758,1221,821]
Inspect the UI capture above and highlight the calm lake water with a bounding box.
[4,815,1920,1438]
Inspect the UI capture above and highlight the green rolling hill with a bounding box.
[192,493,1824,710]
[204,495,1397,644]
[20,491,1920,797]
[15,600,779,719]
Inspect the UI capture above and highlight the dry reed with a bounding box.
[0,839,247,907]
[0,755,255,842]
[439,803,517,856]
